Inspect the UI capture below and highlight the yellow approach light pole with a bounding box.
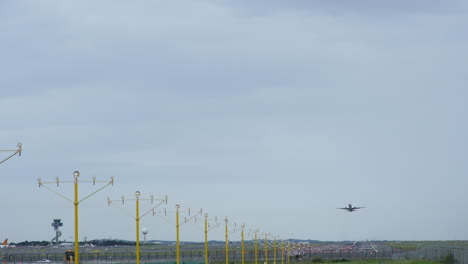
[225,217,229,264]
[177,205,202,264]
[241,224,246,264]
[226,221,244,264]
[107,192,167,264]
[273,237,276,264]
[257,232,267,264]
[281,241,285,264]
[245,229,260,264]
[204,214,219,264]
[224,219,242,264]
[154,205,202,264]
[0,142,22,165]
[253,230,259,264]
[38,171,114,264]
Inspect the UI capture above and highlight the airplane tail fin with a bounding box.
[2,239,8,246]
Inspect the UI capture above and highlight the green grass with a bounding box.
[382,241,468,251]
[266,260,435,264]
[361,261,435,264]
[270,260,438,264]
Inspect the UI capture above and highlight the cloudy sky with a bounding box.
[1,0,468,243]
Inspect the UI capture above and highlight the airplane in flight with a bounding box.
[337,204,365,212]
[0,239,9,248]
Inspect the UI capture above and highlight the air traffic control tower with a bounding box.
[51,219,63,245]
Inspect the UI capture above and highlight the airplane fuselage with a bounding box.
[338,204,364,212]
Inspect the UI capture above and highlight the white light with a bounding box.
[73,171,80,177]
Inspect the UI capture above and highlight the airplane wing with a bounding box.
[353,207,365,209]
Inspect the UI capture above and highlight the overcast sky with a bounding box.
[1,0,468,244]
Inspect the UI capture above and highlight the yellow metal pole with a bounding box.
[176,205,180,264]
[273,238,277,264]
[225,217,229,264]
[204,214,209,264]
[136,192,141,264]
[281,241,284,264]
[241,226,245,264]
[265,234,268,264]
[287,243,290,264]
[39,171,114,264]
[254,233,258,264]
[74,171,79,264]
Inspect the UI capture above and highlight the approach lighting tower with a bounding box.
[256,232,271,264]
[265,233,270,264]
[153,204,203,264]
[38,171,114,264]
[108,192,167,264]
[203,214,220,264]
[224,220,245,264]
[247,229,260,264]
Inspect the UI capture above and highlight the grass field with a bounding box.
[207,261,439,264]
[92,261,440,264]
[383,241,468,251]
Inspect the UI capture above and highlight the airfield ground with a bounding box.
[1,240,463,264]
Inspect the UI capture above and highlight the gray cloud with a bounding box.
[1,0,468,242]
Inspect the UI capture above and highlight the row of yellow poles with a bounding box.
[177,215,294,264]
[118,193,294,264]
[176,213,291,264]
[221,223,292,264]
[39,171,295,264]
